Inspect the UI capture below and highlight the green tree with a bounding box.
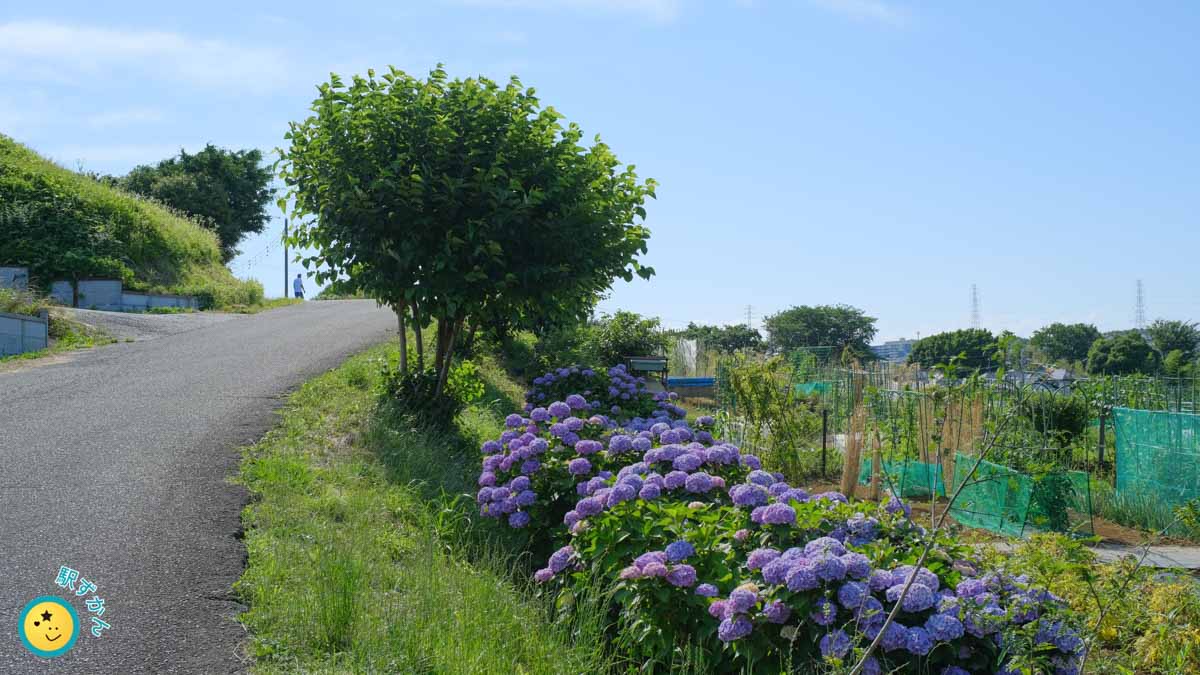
[1146,319,1200,361]
[120,144,274,262]
[1029,322,1101,364]
[907,328,997,370]
[679,322,763,353]
[280,66,656,397]
[762,304,877,359]
[583,311,667,366]
[1086,331,1158,375]
[1162,349,1193,377]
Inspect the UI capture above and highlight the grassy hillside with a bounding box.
[0,134,262,308]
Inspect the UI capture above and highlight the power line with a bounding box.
[1135,279,1146,329]
[970,284,980,329]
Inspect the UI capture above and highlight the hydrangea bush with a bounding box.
[478,379,1084,673]
[524,364,687,422]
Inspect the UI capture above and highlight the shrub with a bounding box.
[523,363,683,422]
[382,358,484,427]
[479,387,1085,673]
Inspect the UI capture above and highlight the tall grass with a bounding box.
[1091,482,1200,541]
[236,343,612,673]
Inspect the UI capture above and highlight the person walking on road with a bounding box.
[293,273,305,300]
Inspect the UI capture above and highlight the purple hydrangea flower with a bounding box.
[548,546,574,573]
[764,600,791,624]
[664,471,687,490]
[576,497,602,517]
[534,568,554,583]
[482,440,502,454]
[635,551,667,568]
[666,564,698,588]
[508,511,530,528]
[868,569,894,592]
[708,599,729,619]
[887,583,936,613]
[740,454,762,470]
[761,503,796,525]
[956,578,987,598]
[840,552,871,579]
[730,483,770,507]
[717,616,753,642]
[804,537,847,557]
[516,490,537,506]
[505,413,524,428]
[892,565,940,592]
[838,581,869,610]
[733,529,750,543]
[618,565,642,580]
[548,401,571,418]
[639,483,661,500]
[762,558,793,585]
[530,407,550,422]
[520,459,540,474]
[574,439,601,455]
[642,562,668,578]
[812,553,847,582]
[632,436,653,452]
[819,629,851,659]
[811,598,838,626]
[729,586,759,613]
[881,622,909,652]
[568,458,592,475]
[696,415,715,427]
[695,583,719,597]
[786,559,820,592]
[747,470,775,487]
[478,472,497,487]
[747,548,781,570]
[566,394,587,410]
[673,453,703,472]
[610,483,636,504]
[684,472,714,493]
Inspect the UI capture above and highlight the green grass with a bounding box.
[235,343,610,673]
[223,297,303,314]
[0,133,262,307]
[1091,481,1200,541]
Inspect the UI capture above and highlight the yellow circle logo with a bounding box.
[18,596,78,658]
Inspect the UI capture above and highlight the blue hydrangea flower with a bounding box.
[819,629,851,659]
[887,583,936,613]
[576,497,602,517]
[804,537,847,557]
[632,436,653,452]
[610,483,636,504]
[666,540,695,562]
[761,558,792,585]
[747,470,775,487]
[840,552,871,579]
[663,471,687,490]
[568,458,592,475]
[786,559,820,592]
[837,581,869,610]
[639,483,661,500]
[695,583,719,597]
[741,454,762,470]
[530,407,550,422]
[731,483,770,507]
[717,616,753,642]
[925,613,965,641]
[906,626,934,656]
[673,453,703,472]
[811,598,838,626]
[515,490,537,506]
[881,622,909,652]
[508,511,530,528]
[548,401,571,418]
[566,394,587,410]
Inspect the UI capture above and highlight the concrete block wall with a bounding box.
[0,311,49,356]
[0,266,30,290]
[50,279,198,311]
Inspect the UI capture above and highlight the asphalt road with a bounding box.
[0,300,395,673]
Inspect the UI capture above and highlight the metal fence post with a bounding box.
[1098,407,1106,467]
[821,408,829,477]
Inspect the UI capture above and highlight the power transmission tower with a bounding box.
[1135,279,1146,329]
[970,284,980,329]
[745,305,753,327]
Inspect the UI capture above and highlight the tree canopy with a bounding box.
[762,304,877,359]
[907,328,997,370]
[1029,322,1100,364]
[279,66,656,395]
[1086,331,1158,375]
[119,144,274,262]
[1146,319,1200,361]
[677,322,764,353]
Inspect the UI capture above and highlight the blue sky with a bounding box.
[2,1,1197,341]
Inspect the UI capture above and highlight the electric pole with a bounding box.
[970,284,980,329]
[1135,279,1146,330]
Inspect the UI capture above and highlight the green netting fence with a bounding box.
[948,453,1093,537]
[858,458,946,498]
[1114,407,1200,508]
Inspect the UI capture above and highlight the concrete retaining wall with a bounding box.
[0,310,49,356]
[50,279,198,311]
[0,266,30,290]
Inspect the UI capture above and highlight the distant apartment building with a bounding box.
[871,338,916,362]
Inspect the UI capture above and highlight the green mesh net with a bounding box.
[1114,407,1200,508]
[858,458,945,498]
[948,453,1093,537]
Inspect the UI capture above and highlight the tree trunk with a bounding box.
[396,303,408,375]
[412,301,425,372]
[434,319,448,376]
[435,317,462,397]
